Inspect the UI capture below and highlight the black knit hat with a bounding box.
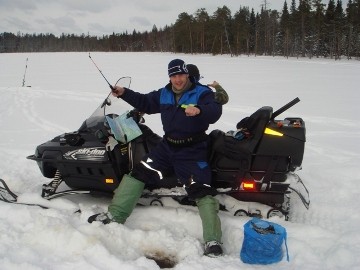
[168,59,188,77]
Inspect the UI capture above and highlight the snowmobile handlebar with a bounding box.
[271,97,300,120]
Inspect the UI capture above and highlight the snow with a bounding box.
[0,52,360,270]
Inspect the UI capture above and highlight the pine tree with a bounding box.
[249,9,257,54]
[325,0,336,57]
[210,6,232,55]
[312,0,326,57]
[280,1,291,57]
[173,12,194,53]
[298,0,312,57]
[194,8,210,53]
[345,0,358,58]
[233,7,251,55]
[334,0,345,59]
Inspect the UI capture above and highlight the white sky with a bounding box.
[0,0,341,37]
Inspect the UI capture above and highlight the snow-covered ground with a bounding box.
[0,52,359,269]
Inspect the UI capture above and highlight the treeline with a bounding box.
[1,0,359,60]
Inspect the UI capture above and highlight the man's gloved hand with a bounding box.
[127,109,145,123]
[181,105,201,117]
[112,85,125,97]
[186,182,217,199]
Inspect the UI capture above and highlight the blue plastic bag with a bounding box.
[240,218,289,264]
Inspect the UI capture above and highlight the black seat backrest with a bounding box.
[238,106,272,134]
[244,106,273,151]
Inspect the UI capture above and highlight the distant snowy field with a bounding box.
[0,52,359,269]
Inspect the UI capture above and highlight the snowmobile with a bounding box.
[3,76,309,219]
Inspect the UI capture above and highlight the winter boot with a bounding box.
[196,195,223,257]
[88,212,114,224]
[204,241,223,258]
[107,174,145,224]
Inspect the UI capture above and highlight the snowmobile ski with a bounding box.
[0,178,18,203]
[0,178,49,208]
[0,178,84,211]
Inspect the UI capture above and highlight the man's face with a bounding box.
[170,74,189,90]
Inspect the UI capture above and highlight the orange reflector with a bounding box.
[264,128,283,136]
[243,182,255,190]
[105,178,114,184]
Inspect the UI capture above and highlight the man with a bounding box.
[88,59,224,257]
[186,64,229,105]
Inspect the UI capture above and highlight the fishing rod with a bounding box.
[88,53,115,91]
[22,58,28,87]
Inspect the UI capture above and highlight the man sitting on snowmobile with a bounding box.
[88,59,224,257]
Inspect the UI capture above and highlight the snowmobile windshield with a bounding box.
[78,77,133,132]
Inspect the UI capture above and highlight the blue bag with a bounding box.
[240,218,289,264]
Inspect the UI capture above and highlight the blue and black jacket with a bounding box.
[120,82,222,140]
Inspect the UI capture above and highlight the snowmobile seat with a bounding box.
[208,106,273,188]
[209,106,273,163]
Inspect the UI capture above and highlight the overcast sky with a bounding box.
[0,0,341,37]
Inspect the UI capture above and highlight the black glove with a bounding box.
[127,109,144,123]
[186,182,218,199]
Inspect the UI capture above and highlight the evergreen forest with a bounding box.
[1,0,359,60]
